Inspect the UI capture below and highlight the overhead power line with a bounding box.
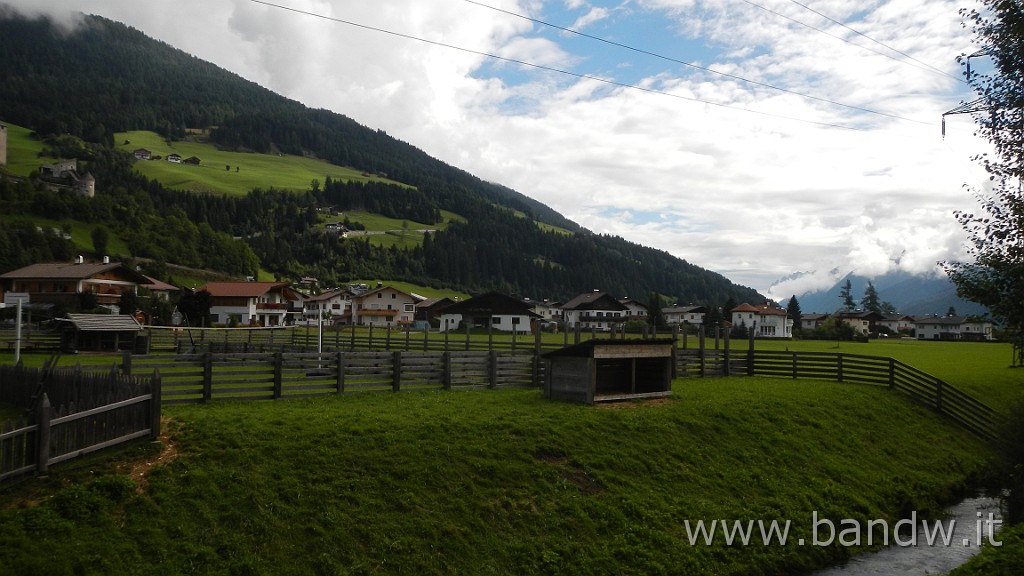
[247,0,866,130]
[464,0,929,125]
[784,0,964,83]
[741,0,963,83]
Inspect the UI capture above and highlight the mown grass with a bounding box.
[2,122,53,177]
[0,379,992,575]
[114,131,402,196]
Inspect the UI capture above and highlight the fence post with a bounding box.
[122,350,132,376]
[36,393,51,474]
[888,358,896,389]
[443,351,452,390]
[792,351,798,379]
[423,324,429,352]
[273,352,283,399]
[936,378,944,413]
[723,328,730,377]
[150,369,162,440]
[202,352,213,403]
[838,354,844,383]
[698,325,706,378]
[746,329,755,376]
[671,324,679,379]
[336,351,346,393]
[386,325,392,350]
[465,323,471,351]
[534,329,544,387]
[488,350,498,389]
[392,351,402,392]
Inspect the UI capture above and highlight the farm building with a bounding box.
[543,339,674,404]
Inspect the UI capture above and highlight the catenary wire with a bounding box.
[247,0,869,130]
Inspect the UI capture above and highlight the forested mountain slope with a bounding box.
[0,9,765,306]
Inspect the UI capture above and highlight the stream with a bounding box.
[814,496,1002,576]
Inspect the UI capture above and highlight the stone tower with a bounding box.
[0,123,7,167]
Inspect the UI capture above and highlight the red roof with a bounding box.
[732,303,788,316]
[201,281,296,300]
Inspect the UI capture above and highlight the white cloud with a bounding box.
[3,0,992,301]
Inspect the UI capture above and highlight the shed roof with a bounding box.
[561,292,628,311]
[65,313,142,332]
[441,291,539,317]
[201,281,297,300]
[0,261,149,283]
[543,338,675,358]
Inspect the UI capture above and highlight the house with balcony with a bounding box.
[438,291,540,334]
[834,310,885,336]
[561,291,629,332]
[350,285,419,327]
[799,313,831,331]
[914,315,994,341]
[302,287,352,324]
[201,281,299,327]
[662,305,706,326]
[730,303,793,338]
[0,258,150,310]
[618,297,648,320]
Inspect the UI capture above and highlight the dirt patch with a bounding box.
[533,449,604,495]
[122,417,181,495]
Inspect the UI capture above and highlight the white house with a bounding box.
[350,285,419,327]
[561,291,629,331]
[302,287,351,324]
[730,303,793,338]
[201,281,299,326]
[914,315,994,341]
[438,291,540,334]
[662,305,706,326]
[618,297,648,320]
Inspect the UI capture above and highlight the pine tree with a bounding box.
[860,281,881,314]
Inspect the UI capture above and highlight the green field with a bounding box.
[1,122,53,177]
[114,131,402,196]
[0,377,992,575]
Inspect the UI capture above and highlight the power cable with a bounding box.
[784,0,964,83]
[246,0,867,130]
[465,0,930,125]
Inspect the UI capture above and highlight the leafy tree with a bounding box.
[839,278,856,310]
[176,289,213,327]
[118,290,139,315]
[944,1,1024,334]
[861,281,881,314]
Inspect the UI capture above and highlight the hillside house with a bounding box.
[350,285,419,327]
[523,298,561,325]
[201,281,300,327]
[914,315,994,341]
[562,291,629,332]
[302,287,352,324]
[167,153,182,163]
[133,148,152,160]
[415,297,456,325]
[662,305,706,326]
[183,156,201,165]
[438,291,540,334]
[37,159,95,197]
[730,303,793,338]
[0,259,150,309]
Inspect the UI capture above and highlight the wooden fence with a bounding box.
[0,363,161,482]
[121,350,537,405]
[746,350,1001,440]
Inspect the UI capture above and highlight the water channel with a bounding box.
[814,496,1002,576]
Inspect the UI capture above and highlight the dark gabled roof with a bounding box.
[561,292,628,311]
[543,338,675,358]
[351,284,420,302]
[304,287,351,303]
[440,291,540,317]
[0,261,149,284]
[663,305,706,314]
[65,313,142,332]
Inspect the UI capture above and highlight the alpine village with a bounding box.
[0,9,1020,576]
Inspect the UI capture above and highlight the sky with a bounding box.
[8,0,993,300]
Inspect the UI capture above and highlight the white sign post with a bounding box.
[6,293,30,364]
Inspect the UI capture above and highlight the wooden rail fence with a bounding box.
[0,363,161,482]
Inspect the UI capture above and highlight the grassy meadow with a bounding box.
[0,378,993,576]
[114,131,401,196]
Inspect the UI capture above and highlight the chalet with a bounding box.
[201,281,300,327]
[561,291,629,332]
[166,153,182,163]
[302,287,352,324]
[878,314,916,335]
[182,156,201,165]
[914,315,994,341]
[140,275,179,302]
[800,313,830,331]
[415,297,456,325]
[0,259,150,309]
[438,291,540,334]
[523,298,561,324]
[730,303,793,338]
[662,305,706,326]
[834,310,885,336]
[618,297,648,320]
[350,285,419,327]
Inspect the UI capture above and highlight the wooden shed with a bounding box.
[61,313,143,352]
[543,339,674,404]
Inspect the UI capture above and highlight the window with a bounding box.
[404,304,414,312]
[391,293,396,299]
